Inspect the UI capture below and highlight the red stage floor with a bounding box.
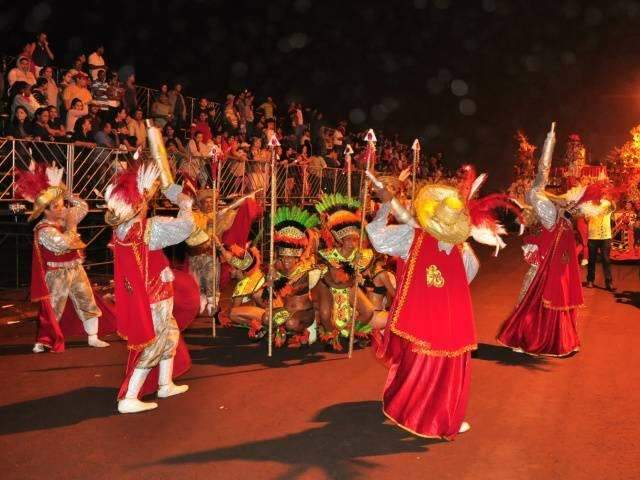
[0,248,638,480]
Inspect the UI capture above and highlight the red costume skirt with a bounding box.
[377,332,470,440]
[497,300,579,357]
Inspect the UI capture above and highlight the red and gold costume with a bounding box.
[106,133,198,414]
[367,168,517,439]
[15,162,114,353]
[497,125,597,357]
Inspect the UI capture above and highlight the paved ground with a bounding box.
[0,247,638,480]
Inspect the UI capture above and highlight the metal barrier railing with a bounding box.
[0,138,365,206]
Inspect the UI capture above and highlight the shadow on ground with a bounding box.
[151,400,436,479]
[0,386,117,435]
[472,343,550,371]
[184,325,346,370]
[614,290,640,309]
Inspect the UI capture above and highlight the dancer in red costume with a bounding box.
[105,157,196,414]
[497,123,604,357]
[15,162,113,353]
[366,168,517,440]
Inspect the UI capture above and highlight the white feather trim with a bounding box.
[136,163,160,195]
[468,173,487,200]
[563,185,586,206]
[45,164,64,187]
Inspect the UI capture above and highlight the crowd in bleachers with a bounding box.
[2,33,453,185]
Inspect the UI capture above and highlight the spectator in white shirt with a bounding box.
[11,82,40,119]
[65,98,89,132]
[88,46,106,81]
[40,66,59,107]
[188,131,211,157]
[8,57,37,88]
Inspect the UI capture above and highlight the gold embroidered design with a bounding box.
[426,265,445,288]
[124,278,133,294]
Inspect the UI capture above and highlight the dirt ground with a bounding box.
[1,247,638,480]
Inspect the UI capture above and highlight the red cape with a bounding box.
[31,234,116,353]
[116,266,199,400]
[384,229,476,357]
[219,198,262,287]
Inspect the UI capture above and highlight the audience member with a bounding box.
[40,66,59,107]
[127,108,147,147]
[8,57,37,88]
[63,72,92,110]
[5,106,32,139]
[88,45,106,80]
[66,98,89,132]
[32,32,54,76]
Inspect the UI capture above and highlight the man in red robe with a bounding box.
[366,168,515,439]
[15,162,113,353]
[105,162,195,414]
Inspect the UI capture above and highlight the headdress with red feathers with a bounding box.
[459,165,525,256]
[14,161,65,221]
[104,163,159,226]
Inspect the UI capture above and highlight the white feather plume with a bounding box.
[471,224,507,257]
[45,164,64,187]
[468,172,487,200]
[563,185,586,206]
[136,163,160,195]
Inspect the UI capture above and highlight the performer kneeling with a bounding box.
[313,194,375,351]
[216,241,266,337]
[105,164,194,414]
[15,162,110,353]
[264,206,321,348]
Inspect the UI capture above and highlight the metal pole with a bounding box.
[410,139,420,214]
[347,130,376,358]
[345,144,354,198]
[211,176,218,338]
[267,137,280,357]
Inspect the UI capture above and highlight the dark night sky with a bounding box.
[4,0,640,186]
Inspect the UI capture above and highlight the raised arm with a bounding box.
[525,123,557,230]
[148,184,195,250]
[366,201,415,260]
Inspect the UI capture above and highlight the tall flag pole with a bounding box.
[348,128,376,358]
[267,135,280,357]
[411,139,420,213]
[210,146,219,338]
[344,144,354,198]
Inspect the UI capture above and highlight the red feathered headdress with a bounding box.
[104,163,160,226]
[14,162,65,221]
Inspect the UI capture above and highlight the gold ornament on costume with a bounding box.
[425,265,445,288]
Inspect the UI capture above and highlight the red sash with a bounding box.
[388,229,476,356]
[524,220,583,309]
